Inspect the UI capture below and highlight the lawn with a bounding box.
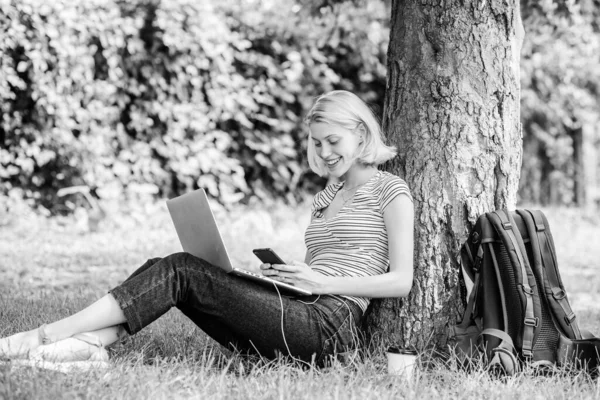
[1,199,599,399]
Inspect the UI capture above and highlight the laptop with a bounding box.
[166,189,312,296]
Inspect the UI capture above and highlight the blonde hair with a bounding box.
[304,90,397,177]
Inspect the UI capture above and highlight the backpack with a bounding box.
[449,209,600,375]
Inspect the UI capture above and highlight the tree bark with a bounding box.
[367,0,524,349]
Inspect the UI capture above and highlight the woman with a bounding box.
[0,90,414,366]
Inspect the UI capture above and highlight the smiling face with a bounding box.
[309,122,363,179]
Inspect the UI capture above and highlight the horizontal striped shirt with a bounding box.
[304,171,413,311]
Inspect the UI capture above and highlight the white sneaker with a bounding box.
[0,328,42,360]
[29,333,109,363]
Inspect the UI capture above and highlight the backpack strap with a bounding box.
[485,241,509,326]
[481,328,520,375]
[523,210,582,340]
[455,259,483,332]
[481,328,513,347]
[460,242,476,284]
[492,210,537,358]
[449,240,485,364]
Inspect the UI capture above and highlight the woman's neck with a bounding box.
[341,164,378,188]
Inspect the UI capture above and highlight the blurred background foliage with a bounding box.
[0,0,599,214]
[520,0,600,206]
[0,0,389,212]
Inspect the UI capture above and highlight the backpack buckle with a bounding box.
[502,221,512,230]
[521,284,533,296]
[522,349,533,358]
[551,288,566,300]
[564,313,576,325]
[471,246,484,273]
[524,317,539,327]
[472,256,483,273]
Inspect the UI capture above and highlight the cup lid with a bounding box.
[387,346,417,355]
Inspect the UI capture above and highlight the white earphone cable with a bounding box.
[273,284,316,368]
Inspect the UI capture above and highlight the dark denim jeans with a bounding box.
[109,252,363,365]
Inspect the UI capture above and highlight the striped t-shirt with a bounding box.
[304,170,412,311]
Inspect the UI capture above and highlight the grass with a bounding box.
[1,199,600,399]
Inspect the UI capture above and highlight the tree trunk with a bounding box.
[571,127,584,206]
[367,0,524,349]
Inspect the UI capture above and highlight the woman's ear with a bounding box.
[356,123,367,143]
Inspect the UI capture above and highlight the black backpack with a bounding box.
[449,209,600,375]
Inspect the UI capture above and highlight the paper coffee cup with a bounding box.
[387,347,417,377]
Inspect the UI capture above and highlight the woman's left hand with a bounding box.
[260,261,329,294]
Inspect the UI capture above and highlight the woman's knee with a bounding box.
[161,252,193,269]
[159,252,220,290]
[166,252,187,259]
[145,257,163,266]
[161,252,215,274]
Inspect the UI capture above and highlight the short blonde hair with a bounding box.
[304,90,397,177]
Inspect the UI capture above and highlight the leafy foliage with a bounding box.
[519,0,600,204]
[2,0,597,210]
[0,0,389,210]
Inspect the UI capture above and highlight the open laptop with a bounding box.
[166,189,312,296]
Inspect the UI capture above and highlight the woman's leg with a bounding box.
[0,257,163,359]
[3,252,362,364]
[83,326,127,347]
[100,252,326,361]
[50,257,163,344]
[43,295,126,342]
[28,325,127,362]
[104,252,363,364]
[0,294,128,359]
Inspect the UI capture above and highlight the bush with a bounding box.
[519,0,600,205]
[0,0,390,211]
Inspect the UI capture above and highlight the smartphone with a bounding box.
[253,248,286,265]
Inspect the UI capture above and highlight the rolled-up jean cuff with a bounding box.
[108,287,144,335]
